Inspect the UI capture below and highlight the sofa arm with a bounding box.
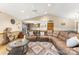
[50,36,78,55]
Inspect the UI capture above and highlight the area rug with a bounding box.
[26,41,59,55]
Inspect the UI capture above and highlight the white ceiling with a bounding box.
[0,3,79,20]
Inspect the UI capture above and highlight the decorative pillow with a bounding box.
[66,36,79,48]
[8,35,15,41]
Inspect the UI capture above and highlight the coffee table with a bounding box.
[7,38,29,55]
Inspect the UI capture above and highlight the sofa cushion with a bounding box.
[59,31,69,38]
[52,31,59,37]
[57,31,69,41]
[58,35,66,41]
[68,32,77,39]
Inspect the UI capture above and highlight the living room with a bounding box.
[0,3,79,55]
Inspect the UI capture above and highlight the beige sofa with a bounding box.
[27,31,79,55]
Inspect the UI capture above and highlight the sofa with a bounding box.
[0,31,19,45]
[50,31,79,55]
[26,31,79,55]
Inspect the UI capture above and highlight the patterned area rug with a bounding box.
[26,41,59,55]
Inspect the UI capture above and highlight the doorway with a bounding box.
[47,22,54,31]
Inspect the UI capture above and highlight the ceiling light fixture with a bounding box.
[20,10,25,13]
[32,5,35,9]
[32,9,37,13]
[26,16,30,19]
[44,11,48,14]
[48,3,51,7]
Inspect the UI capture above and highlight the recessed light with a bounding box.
[20,10,25,13]
[32,5,35,9]
[48,4,51,7]
[26,16,30,19]
[77,12,79,14]
[44,11,48,14]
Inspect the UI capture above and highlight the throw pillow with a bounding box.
[66,36,79,48]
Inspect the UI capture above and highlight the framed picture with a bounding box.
[11,19,15,24]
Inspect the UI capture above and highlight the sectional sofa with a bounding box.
[0,30,79,55]
[27,31,79,55]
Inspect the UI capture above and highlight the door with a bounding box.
[47,23,54,30]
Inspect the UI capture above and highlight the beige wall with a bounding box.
[1,12,76,33]
[51,16,76,31]
[35,15,76,31]
[0,12,22,33]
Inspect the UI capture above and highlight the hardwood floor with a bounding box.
[0,45,8,55]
